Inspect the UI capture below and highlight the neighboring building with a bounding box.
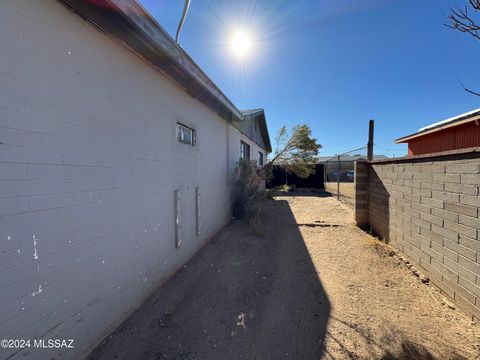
[0,1,270,359]
[395,108,480,156]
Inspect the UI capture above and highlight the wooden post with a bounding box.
[367,119,374,161]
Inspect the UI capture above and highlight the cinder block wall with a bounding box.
[355,150,480,318]
[0,1,264,359]
[354,159,369,228]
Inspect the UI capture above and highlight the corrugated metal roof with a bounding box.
[407,121,480,155]
[396,108,480,143]
[418,108,480,132]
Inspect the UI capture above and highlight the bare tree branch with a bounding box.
[457,79,480,97]
[447,1,480,97]
[447,1,480,40]
[464,87,480,96]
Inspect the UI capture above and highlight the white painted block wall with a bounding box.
[229,126,265,169]
[0,1,265,358]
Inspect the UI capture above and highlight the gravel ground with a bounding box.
[88,194,480,360]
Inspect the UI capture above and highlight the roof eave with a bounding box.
[394,134,416,144]
[258,112,272,153]
[239,109,272,153]
[395,111,480,144]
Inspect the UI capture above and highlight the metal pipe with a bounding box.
[226,116,230,181]
[323,162,326,191]
[337,155,340,200]
[175,0,191,44]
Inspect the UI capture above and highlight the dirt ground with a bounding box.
[324,182,355,206]
[88,194,480,360]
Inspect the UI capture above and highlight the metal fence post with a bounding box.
[323,162,327,191]
[323,145,368,206]
[337,155,340,200]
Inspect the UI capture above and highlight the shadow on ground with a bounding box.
[380,341,437,360]
[270,190,331,198]
[324,317,442,360]
[88,198,330,360]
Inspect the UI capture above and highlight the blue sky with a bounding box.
[139,0,480,157]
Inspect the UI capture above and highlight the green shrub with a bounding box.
[231,159,266,233]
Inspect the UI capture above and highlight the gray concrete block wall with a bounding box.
[355,152,480,318]
[0,1,264,359]
[354,159,369,228]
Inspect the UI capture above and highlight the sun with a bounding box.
[230,31,253,59]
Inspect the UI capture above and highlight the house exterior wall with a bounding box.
[0,1,264,358]
[233,116,267,151]
[228,125,266,170]
[354,151,480,319]
[406,121,480,156]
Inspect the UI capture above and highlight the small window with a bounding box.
[177,123,195,146]
[258,151,264,166]
[240,141,250,160]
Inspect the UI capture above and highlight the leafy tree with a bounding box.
[263,124,322,178]
[447,0,480,96]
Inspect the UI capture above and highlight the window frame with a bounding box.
[177,123,195,147]
[240,140,250,160]
[258,151,264,166]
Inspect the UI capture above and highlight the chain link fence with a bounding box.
[322,147,368,207]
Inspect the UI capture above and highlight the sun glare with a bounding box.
[230,31,253,59]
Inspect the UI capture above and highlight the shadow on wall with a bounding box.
[87,198,331,359]
[368,166,390,242]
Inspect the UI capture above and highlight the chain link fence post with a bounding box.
[323,147,368,207]
[337,155,340,201]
